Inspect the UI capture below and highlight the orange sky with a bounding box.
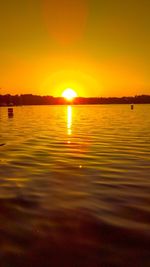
[0,0,150,97]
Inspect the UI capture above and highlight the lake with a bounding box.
[0,104,150,267]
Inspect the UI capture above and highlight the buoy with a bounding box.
[8,107,14,117]
[131,104,134,110]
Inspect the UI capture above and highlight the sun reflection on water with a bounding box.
[67,106,72,136]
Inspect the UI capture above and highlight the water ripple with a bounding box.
[0,105,150,266]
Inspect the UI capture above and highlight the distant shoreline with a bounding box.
[0,94,150,106]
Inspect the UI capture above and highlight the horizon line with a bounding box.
[0,94,150,98]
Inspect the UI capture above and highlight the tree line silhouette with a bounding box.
[0,94,150,106]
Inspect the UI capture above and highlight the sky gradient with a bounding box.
[0,0,150,97]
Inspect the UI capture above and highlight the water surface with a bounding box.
[0,105,150,266]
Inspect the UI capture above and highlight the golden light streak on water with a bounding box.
[67,105,72,136]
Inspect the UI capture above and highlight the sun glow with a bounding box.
[62,88,77,101]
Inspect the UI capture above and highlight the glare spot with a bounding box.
[62,88,77,101]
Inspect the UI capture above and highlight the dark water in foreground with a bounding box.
[0,105,150,267]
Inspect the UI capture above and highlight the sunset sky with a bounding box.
[0,0,150,97]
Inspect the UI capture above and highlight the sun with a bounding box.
[62,88,77,101]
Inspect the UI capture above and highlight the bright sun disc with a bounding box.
[62,88,77,101]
